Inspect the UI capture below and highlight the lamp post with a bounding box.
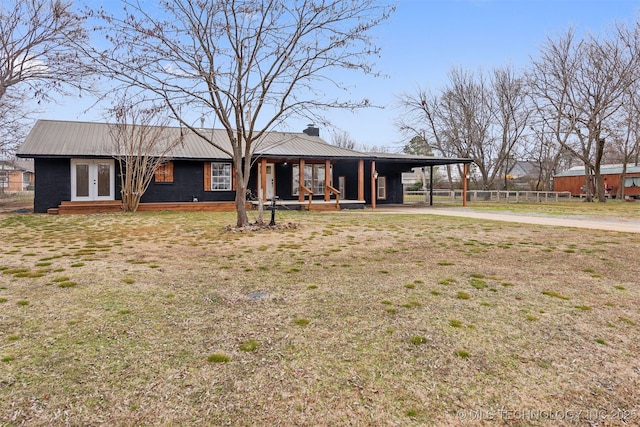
[269,196,279,226]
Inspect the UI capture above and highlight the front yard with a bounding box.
[1,210,639,425]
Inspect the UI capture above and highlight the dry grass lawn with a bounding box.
[1,209,639,426]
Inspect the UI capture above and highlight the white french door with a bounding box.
[71,159,115,201]
[258,163,275,200]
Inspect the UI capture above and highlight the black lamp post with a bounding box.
[269,196,279,226]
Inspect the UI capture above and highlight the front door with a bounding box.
[71,159,115,201]
[258,163,275,200]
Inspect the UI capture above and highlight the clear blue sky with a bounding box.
[38,0,640,150]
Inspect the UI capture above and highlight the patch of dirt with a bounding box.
[225,222,299,232]
[0,195,33,213]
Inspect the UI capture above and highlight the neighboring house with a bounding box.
[17,120,473,213]
[553,164,640,198]
[0,159,34,192]
[506,161,542,190]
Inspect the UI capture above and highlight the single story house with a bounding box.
[553,164,640,198]
[0,159,34,192]
[17,120,473,213]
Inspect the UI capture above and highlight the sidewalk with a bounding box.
[374,206,640,234]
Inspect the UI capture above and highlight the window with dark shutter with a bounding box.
[155,162,174,183]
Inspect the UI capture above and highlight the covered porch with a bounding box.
[251,155,474,211]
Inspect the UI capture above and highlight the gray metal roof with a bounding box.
[555,164,640,177]
[18,120,233,159]
[17,120,364,160]
[17,120,473,167]
[253,132,367,158]
[367,152,473,165]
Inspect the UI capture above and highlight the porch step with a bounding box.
[136,201,245,212]
[303,203,340,211]
[47,208,59,215]
[53,201,250,214]
[58,201,122,214]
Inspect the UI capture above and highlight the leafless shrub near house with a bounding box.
[108,99,184,212]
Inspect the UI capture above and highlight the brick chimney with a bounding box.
[303,124,320,137]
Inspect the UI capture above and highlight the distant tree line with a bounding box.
[396,23,640,202]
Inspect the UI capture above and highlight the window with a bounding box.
[377,176,387,200]
[211,162,232,190]
[624,177,640,188]
[292,164,331,195]
[0,171,7,188]
[155,162,174,183]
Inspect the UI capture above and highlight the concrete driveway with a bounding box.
[374,206,640,234]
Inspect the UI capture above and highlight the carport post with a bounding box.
[429,165,434,206]
[463,163,469,207]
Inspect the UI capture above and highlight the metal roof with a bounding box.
[253,132,365,158]
[16,120,365,160]
[555,164,640,177]
[17,120,473,167]
[367,152,473,165]
[18,120,232,159]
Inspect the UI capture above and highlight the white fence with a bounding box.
[404,190,573,204]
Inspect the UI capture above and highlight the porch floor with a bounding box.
[50,200,245,215]
[251,199,366,211]
[48,199,366,214]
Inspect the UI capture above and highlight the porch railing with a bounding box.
[300,185,314,208]
[327,185,340,208]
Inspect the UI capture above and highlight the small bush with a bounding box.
[619,317,636,326]
[454,350,470,358]
[410,336,427,345]
[293,318,310,326]
[208,353,231,363]
[456,291,470,300]
[239,339,259,352]
[449,319,463,328]
[58,281,78,288]
[542,290,570,300]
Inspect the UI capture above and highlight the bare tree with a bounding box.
[330,130,358,150]
[0,0,87,154]
[492,67,531,190]
[608,80,640,199]
[525,113,574,191]
[396,88,459,189]
[397,66,530,190]
[529,27,639,202]
[82,0,393,227]
[109,98,184,212]
[0,89,33,159]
